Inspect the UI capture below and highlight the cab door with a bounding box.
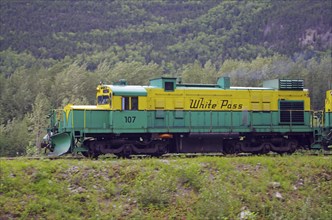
[112,96,147,133]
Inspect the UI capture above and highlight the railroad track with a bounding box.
[1,151,331,161]
[0,155,86,160]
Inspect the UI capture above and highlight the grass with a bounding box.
[0,155,331,219]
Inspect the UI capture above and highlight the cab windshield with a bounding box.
[98,95,110,105]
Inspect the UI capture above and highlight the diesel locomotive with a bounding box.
[43,77,332,157]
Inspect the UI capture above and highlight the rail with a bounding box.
[1,150,331,161]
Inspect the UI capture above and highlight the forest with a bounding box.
[0,0,331,156]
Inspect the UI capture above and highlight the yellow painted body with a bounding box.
[97,86,312,111]
[94,84,310,112]
[96,85,112,110]
[145,88,310,111]
[325,90,332,113]
[63,104,105,123]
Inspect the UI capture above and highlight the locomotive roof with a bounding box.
[104,81,304,97]
[108,84,277,94]
[104,77,305,96]
[109,85,148,96]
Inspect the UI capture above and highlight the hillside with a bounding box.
[1,0,331,66]
[1,156,331,219]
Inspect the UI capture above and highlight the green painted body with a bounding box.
[325,112,332,129]
[56,109,313,135]
[49,132,72,156]
[323,112,332,148]
[51,109,316,155]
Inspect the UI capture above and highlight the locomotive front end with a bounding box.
[42,83,113,156]
[322,90,332,149]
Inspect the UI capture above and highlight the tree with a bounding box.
[51,62,95,106]
[28,93,51,154]
[0,117,31,157]
[97,61,163,85]
[181,60,204,83]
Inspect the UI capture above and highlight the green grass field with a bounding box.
[1,155,331,219]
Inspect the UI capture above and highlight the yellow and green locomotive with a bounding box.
[44,77,332,157]
[322,90,332,149]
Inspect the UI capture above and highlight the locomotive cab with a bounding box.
[96,84,112,110]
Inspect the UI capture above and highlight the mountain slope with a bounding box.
[0,0,331,65]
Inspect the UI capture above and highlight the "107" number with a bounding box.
[124,116,136,123]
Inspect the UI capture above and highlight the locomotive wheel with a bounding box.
[323,144,331,151]
[223,140,240,154]
[151,141,168,157]
[286,140,297,154]
[259,142,272,154]
[115,144,134,158]
[82,151,99,159]
[81,139,100,158]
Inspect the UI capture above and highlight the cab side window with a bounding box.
[122,97,138,110]
[131,97,138,110]
[123,97,130,110]
[98,95,110,105]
